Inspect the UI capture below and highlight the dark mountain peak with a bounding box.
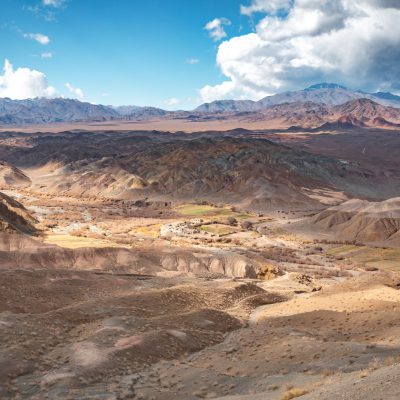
[316,115,366,131]
[305,83,348,91]
[337,98,381,108]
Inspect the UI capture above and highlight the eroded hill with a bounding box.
[1,127,400,400]
[310,197,400,246]
[0,191,37,235]
[1,131,399,210]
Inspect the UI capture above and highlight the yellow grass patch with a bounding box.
[130,224,161,238]
[329,244,400,271]
[281,387,309,400]
[44,234,124,249]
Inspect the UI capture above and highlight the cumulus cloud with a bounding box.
[41,52,53,59]
[25,0,65,20]
[205,18,231,41]
[65,83,84,99]
[43,0,64,7]
[165,97,180,106]
[0,59,56,99]
[186,58,200,65]
[200,0,400,102]
[24,33,50,45]
[368,0,400,8]
[240,0,293,15]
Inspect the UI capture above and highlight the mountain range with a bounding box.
[195,83,400,112]
[1,82,400,126]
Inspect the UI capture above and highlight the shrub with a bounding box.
[281,387,309,400]
[227,217,237,226]
[241,220,253,230]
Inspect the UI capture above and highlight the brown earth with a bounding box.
[1,129,399,211]
[0,126,400,399]
[0,161,31,188]
[0,191,37,235]
[2,268,400,399]
[308,197,400,246]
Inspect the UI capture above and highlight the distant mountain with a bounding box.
[195,100,258,113]
[112,105,143,116]
[373,92,400,103]
[113,105,167,120]
[196,83,400,113]
[232,98,400,130]
[0,97,119,125]
[316,115,367,131]
[304,83,348,91]
[305,99,400,130]
[258,83,364,107]
[0,98,170,125]
[255,101,330,128]
[1,82,400,127]
[333,98,400,122]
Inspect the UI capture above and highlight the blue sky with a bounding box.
[1,1,400,108]
[0,0,257,109]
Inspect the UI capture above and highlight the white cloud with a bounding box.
[240,0,293,15]
[41,52,53,59]
[186,58,200,65]
[204,18,231,42]
[65,82,84,99]
[43,0,64,7]
[24,0,65,20]
[165,97,180,106]
[0,59,56,99]
[200,0,400,102]
[24,33,50,45]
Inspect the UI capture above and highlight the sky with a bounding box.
[1,0,400,109]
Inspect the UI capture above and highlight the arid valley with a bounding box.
[2,114,400,399]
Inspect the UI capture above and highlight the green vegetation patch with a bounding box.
[176,204,218,216]
[175,203,250,219]
[326,245,361,256]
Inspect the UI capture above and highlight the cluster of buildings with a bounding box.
[160,219,204,238]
